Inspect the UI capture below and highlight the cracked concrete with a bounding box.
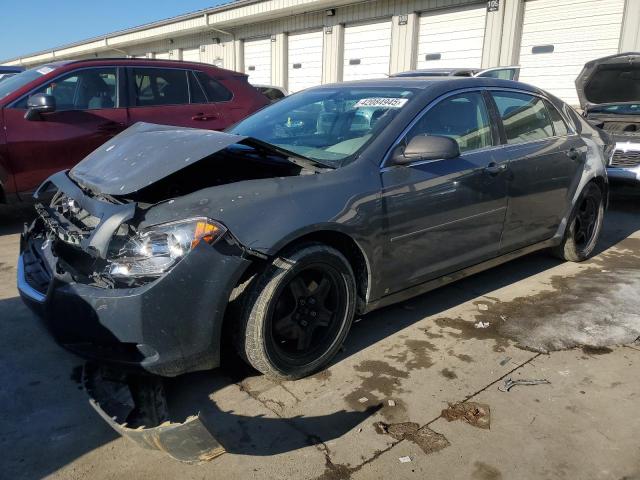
[1,193,640,479]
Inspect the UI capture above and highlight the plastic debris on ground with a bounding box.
[498,377,551,392]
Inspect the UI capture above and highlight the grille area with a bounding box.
[610,150,640,168]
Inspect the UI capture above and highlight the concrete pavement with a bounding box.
[1,194,639,480]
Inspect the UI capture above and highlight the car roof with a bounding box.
[392,68,479,77]
[33,57,235,72]
[312,76,543,93]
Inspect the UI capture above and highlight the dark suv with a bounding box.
[0,58,270,202]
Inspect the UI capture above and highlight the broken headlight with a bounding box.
[107,218,227,278]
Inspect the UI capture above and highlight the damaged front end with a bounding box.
[17,123,317,376]
[84,363,225,463]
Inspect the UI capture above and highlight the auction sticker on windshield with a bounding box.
[354,98,408,108]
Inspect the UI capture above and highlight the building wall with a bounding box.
[3,0,636,104]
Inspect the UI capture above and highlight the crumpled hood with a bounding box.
[69,122,247,196]
[575,52,640,109]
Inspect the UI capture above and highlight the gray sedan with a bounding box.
[19,77,609,381]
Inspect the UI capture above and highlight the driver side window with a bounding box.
[406,91,493,154]
[16,68,117,111]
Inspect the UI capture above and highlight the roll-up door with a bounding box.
[417,5,487,69]
[343,20,392,81]
[288,30,323,92]
[244,37,272,84]
[518,0,625,105]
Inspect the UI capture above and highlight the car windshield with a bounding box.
[589,103,640,115]
[229,87,416,167]
[0,66,56,100]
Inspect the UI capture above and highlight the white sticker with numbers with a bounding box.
[354,98,408,108]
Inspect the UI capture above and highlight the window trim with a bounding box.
[380,87,500,169]
[8,66,122,111]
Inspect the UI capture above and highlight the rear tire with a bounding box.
[553,182,604,262]
[235,243,356,380]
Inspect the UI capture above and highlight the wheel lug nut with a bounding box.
[310,311,317,317]
[309,298,315,305]
[300,320,308,326]
[300,299,306,305]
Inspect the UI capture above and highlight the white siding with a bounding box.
[244,37,272,84]
[181,47,201,62]
[343,20,392,81]
[288,30,324,92]
[417,4,487,69]
[518,0,625,106]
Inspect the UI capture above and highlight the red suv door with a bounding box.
[3,66,127,195]
[126,67,227,130]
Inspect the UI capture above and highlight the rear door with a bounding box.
[381,90,509,292]
[126,67,227,130]
[488,90,585,252]
[3,66,127,195]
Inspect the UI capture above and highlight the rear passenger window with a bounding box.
[188,71,207,104]
[406,91,493,153]
[491,91,554,144]
[194,71,232,102]
[544,100,569,136]
[131,68,189,106]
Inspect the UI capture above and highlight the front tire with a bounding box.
[553,182,604,262]
[235,243,356,380]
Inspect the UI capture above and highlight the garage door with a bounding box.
[518,0,625,106]
[155,52,171,60]
[288,30,323,93]
[182,47,200,63]
[417,5,487,70]
[343,20,392,81]
[244,37,272,85]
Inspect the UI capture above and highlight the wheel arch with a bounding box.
[274,230,371,315]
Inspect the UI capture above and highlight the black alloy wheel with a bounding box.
[236,243,356,379]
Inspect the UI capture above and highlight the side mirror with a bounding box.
[392,135,460,165]
[24,93,56,121]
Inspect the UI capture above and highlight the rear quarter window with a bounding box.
[194,71,232,102]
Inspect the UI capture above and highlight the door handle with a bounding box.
[191,113,218,121]
[484,162,507,175]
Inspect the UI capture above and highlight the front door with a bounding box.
[4,66,126,195]
[381,91,509,293]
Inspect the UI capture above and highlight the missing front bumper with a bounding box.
[83,363,225,463]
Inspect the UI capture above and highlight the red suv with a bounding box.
[0,58,269,202]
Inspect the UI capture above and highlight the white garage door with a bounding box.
[155,52,171,60]
[182,47,200,63]
[417,5,487,69]
[244,37,272,84]
[343,20,392,81]
[518,0,625,106]
[288,30,323,92]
